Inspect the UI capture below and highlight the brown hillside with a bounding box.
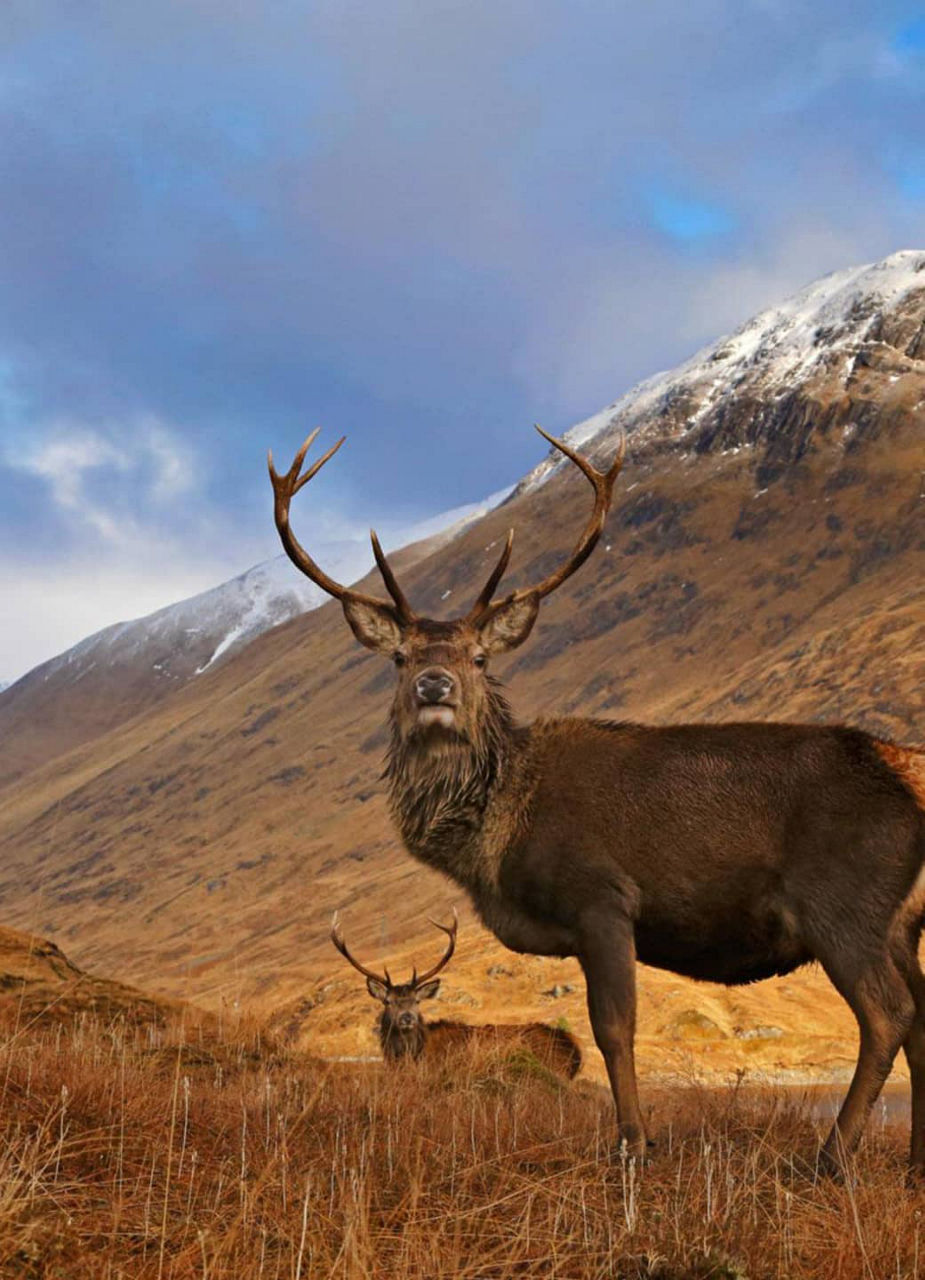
[0,924,201,1034]
[0,263,922,1084]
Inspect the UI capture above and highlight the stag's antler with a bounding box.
[268,429,415,623]
[466,426,625,625]
[331,914,392,988]
[411,908,458,986]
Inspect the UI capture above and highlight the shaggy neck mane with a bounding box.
[385,681,516,871]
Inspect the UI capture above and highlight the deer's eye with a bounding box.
[393,652,406,668]
[473,653,487,669]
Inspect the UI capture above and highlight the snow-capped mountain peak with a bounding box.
[520,249,925,494]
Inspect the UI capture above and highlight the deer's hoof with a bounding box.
[816,1147,847,1182]
[609,1136,649,1164]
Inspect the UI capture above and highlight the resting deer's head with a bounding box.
[331,912,457,1058]
[268,426,624,751]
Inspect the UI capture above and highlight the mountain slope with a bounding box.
[0,251,922,1079]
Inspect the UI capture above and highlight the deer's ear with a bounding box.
[366,977,389,1002]
[342,599,404,653]
[476,594,540,654]
[415,979,441,1001]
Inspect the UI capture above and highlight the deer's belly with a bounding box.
[634,899,810,984]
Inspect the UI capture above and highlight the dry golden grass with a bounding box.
[0,1009,923,1279]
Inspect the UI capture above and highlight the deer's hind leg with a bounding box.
[899,964,925,1173]
[815,943,914,1175]
[888,869,925,1172]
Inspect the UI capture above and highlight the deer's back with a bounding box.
[425,1019,581,1079]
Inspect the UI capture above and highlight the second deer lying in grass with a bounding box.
[332,912,582,1079]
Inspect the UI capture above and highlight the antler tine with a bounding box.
[369,530,414,621]
[268,430,415,621]
[525,425,625,601]
[292,433,347,496]
[535,424,626,492]
[470,427,625,623]
[330,914,390,988]
[414,907,459,985]
[266,426,321,485]
[465,529,514,622]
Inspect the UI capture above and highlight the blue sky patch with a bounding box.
[892,15,925,55]
[647,189,736,243]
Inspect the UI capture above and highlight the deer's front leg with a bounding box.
[579,912,647,1158]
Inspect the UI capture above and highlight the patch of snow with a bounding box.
[195,626,244,674]
[392,486,512,548]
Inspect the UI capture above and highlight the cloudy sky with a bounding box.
[1,1,924,681]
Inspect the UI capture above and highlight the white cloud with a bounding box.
[0,418,275,679]
[511,221,878,414]
[7,416,196,543]
[142,419,195,501]
[672,226,869,347]
[18,429,129,540]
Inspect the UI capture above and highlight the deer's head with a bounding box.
[268,426,624,752]
[331,912,457,1059]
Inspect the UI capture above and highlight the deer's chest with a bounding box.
[400,819,574,955]
[390,764,573,954]
[471,886,576,958]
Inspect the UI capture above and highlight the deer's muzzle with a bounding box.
[414,667,457,727]
[414,668,456,704]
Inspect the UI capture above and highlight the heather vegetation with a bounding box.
[0,1007,921,1279]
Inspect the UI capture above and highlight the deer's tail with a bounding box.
[876,741,925,814]
[878,742,925,945]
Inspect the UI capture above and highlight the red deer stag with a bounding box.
[331,910,582,1078]
[269,427,925,1174]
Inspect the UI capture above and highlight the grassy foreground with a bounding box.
[0,1011,921,1279]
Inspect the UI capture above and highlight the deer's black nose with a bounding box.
[415,668,455,705]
